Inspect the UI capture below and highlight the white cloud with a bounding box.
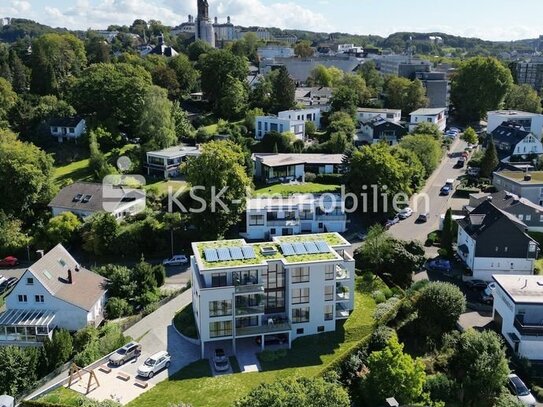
[0,0,32,17]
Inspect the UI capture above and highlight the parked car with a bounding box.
[427,259,451,272]
[455,158,466,168]
[508,374,537,407]
[213,348,230,372]
[0,277,18,293]
[464,279,488,291]
[384,216,400,229]
[109,341,141,366]
[416,213,430,223]
[398,207,413,219]
[0,256,18,268]
[467,167,480,177]
[162,255,188,266]
[440,185,451,196]
[480,282,496,304]
[137,351,171,379]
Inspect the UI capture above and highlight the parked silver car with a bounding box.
[109,341,141,366]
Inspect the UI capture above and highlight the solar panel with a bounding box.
[229,247,244,260]
[217,247,232,261]
[204,248,219,262]
[241,246,256,259]
[304,241,319,254]
[280,243,295,256]
[293,242,307,255]
[315,241,330,253]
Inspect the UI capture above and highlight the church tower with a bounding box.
[195,0,215,48]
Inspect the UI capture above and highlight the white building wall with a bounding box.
[255,116,305,140]
[471,257,534,281]
[409,113,446,132]
[488,111,543,138]
[513,136,543,155]
[278,109,321,128]
[356,110,401,123]
[6,271,94,331]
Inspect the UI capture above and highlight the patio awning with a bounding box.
[458,244,469,255]
[0,309,56,328]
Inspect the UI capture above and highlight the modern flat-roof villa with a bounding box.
[191,233,355,358]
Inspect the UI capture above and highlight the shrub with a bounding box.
[304,172,317,182]
[424,373,456,403]
[106,297,132,319]
[372,290,386,304]
[373,296,401,321]
[314,173,343,185]
[369,326,396,352]
[74,340,101,367]
[381,286,393,299]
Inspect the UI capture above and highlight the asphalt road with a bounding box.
[387,137,469,243]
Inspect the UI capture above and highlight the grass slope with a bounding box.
[254,182,341,197]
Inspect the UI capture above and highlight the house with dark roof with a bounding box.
[355,117,407,146]
[48,182,146,221]
[0,244,107,344]
[49,116,86,143]
[490,121,543,160]
[468,190,543,232]
[456,200,539,281]
[147,34,179,57]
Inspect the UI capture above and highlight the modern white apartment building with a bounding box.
[488,110,543,139]
[356,108,401,123]
[145,145,201,179]
[191,233,355,358]
[278,108,322,129]
[408,108,447,132]
[244,194,347,240]
[255,116,305,140]
[492,275,543,360]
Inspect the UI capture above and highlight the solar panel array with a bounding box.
[280,241,330,256]
[204,246,256,262]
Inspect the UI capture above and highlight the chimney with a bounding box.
[75,264,80,272]
[67,269,73,284]
[214,17,218,24]
[227,16,231,24]
[188,14,193,23]
[36,250,44,258]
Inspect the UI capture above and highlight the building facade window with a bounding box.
[291,267,309,283]
[325,265,335,280]
[325,305,333,320]
[211,273,228,287]
[209,300,232,317]
[209,321,232,338]
[292,287,310,304]
[292,307,310,323]
[325,285,334,301]
[26,277,34,285]
[18,295,27,303]
[249,214,265,226]
[317,326,325,332]
[262,263,286,313]
[35,295,44,303]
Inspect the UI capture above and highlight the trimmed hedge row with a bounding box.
[21,401,70,407]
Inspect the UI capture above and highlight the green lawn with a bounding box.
[37,386,85,406]
[127,275,378,407]
[254,183,341,197]
[144,179,188,197]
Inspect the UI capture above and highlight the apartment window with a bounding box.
[504,246,508,253]
[249,214,265,226]
[325,285,334,301]
[325,265,335,280]
[209,300,232,317]
[317,326,325,332]
[540,215,543,223]
[18,295,27,303]
[526,215,532,221]
[270,228,276,234]
[291,267,309,283]
[69,128,75,133]
[35,295,44,303]
[292,287,310,304]
[529,242,537,252]
[209,321,232,338]
[26,277,34,285]
[324,304,333,321]
[518,214,524,221]
[211,273,228,288]
[296,328,304,335]
[263,263,286,313]
[292,307,310,324]
[236,316,259,329]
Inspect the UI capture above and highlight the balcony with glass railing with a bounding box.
[236,316,291,336]
[336,303,350,319]
[336,283,350,301]
[336,264,349,280]
[514,315,543,337]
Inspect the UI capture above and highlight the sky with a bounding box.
[1,0,543,42]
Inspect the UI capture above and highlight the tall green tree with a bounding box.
[399,134,442,177]
[186,140,252,239]
[89,128,116,180]
[136,85,177,149]
[441,208,454,256]
[44,329,73,369]
[168,53,199,94]
[0,210,30,256]
[451,57,513,122]
[294,41,314,58]
[9,49,30,94]
[504,83,542,113]
[359,60,384,96]
[363,336,426,406]
[385,76,428,114]
[270,66,296,113]
[0,346,41,397]
[445,330,509,406]
[412,122,442,139]
[187,39,213,61]
[330,85,358,116]
[0,77,17,127]
[480,136,499,178]
[43,212,81,248]
[82,212,119,256]
[151,65,180,99]
[217,75,248,121]
[461,127,479,144]
[86,35,111,64]
[235,377,350,407]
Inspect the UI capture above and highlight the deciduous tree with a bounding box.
[461,127,478,144]
[504,83,542,113]
[270,66,295,113]
[399,134,442,177]
[480,136,499,178]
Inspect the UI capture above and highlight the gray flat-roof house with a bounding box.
[0,244,107,344]
[468,190,543,232]
[50,117,86,143]
[145,145,201,178]
[493,171,543,206]
[253,153,344,184]
[456,200,538,282]
[48,182,146,221]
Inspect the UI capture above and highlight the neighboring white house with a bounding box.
[408,108,447,132]
[48,182,146,221]
[456,200,539,281]
[0,244,107,344]
[252,153,344,184]
[191,233,355,358]
[356,108,401,124]
[255,116,305,140]
[488,110,543,139]
[278,108,322,129]
[257,45,295,60]
[492,274,543,360]
[50,117,86,143]
[145,145,201,178]
[490,122,543,160]
[244,194,347,240]
[493,171,543,206]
